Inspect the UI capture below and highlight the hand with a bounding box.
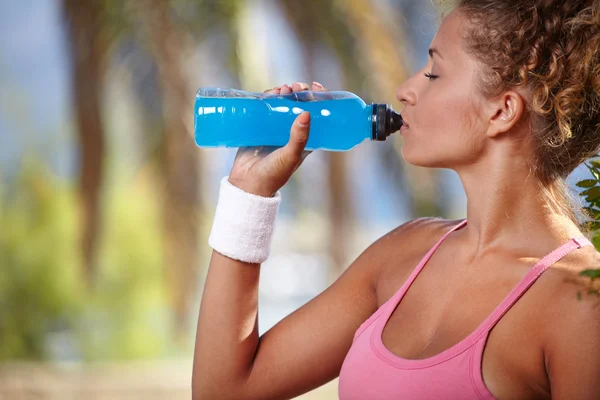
[228,81,328,197]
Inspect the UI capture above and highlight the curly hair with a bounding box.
[440,0,600,223]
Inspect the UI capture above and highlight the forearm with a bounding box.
[192,250,261,398]
[191,99,311,398]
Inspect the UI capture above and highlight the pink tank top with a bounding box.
[338,219,593,399]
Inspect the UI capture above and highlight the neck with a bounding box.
[455,145,580,256]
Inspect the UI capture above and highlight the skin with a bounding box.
[193,10,600,400]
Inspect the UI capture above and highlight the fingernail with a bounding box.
[312,81,323,88]
[284,84,292,89]
[297,112,310,127]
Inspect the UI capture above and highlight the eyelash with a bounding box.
[424,72,439,81]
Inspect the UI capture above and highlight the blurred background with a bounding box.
[0,0,595,399]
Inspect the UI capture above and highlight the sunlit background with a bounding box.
[0,0,595,399]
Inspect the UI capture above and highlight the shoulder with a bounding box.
[342,217,458,287]
[369,217,462,262]
[371,217,464,300]
[540,247,600,337]
[377,217,463,246]
[539,250,600,398]
[542,262,600,345]
[540,246,600,322]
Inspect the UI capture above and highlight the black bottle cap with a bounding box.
[372,104,404,141]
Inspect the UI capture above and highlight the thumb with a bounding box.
[260,112,310,191]
[280,111,311,164]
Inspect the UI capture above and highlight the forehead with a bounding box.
[430,10,470,65]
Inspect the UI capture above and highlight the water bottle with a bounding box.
[194,88,403,151]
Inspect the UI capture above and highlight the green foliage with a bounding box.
[0,164,82,360]
[576,179,597,188]
[577,161,600,297]
[580,269,600,279]
[0,163,169,361]
[78,179,168,360]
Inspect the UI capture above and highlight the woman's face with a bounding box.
[396,10,490,170]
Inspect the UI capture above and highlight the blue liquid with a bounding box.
[194,92,373,151]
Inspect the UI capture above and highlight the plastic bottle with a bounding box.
[194,88,403,151]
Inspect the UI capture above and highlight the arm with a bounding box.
[192,218,435,400]
[546,281,600,399]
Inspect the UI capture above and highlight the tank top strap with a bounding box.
[479,235,594,334]
[386,219,468,307]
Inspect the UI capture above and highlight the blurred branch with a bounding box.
[280,0,355,279]
[234,0,272,90]
[63,0,109,286]
[334,0,441,217]
[333,0,408,104]
[132,0,202,341]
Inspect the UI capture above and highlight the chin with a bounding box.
[400,146,443,168]
[400,140,464,169]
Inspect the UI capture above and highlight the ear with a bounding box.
[485,91,525,138]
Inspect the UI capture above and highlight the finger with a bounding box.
[285,112,311,158]
[263,86,280,93]
[269,112,311,170]
[280,84,292,95]
[311,81,326,92]
[263,86,281,94]
[292,81,310,91]
[311,81,334,100]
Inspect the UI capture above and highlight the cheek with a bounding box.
[415,84,467,133]
[402,93,485,167]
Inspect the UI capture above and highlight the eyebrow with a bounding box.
[429,48,444,60]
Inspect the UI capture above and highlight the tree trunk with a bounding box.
[334,0,441,217]
[63,0,107,287]
[234,0,272,91]
[280,0,355,280]
[134,0,202,341]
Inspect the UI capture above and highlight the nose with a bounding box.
[395,75,418,107]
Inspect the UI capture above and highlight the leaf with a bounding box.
[590,167,600,181]
[580,269,600,280]
[582,187,600,202]
[587,221,600,231]
[583,207,600,220]
[589,199,600,209]
[576,179,598,188]
[589,160,600,170]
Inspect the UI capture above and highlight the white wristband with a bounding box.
[208,176,281,264]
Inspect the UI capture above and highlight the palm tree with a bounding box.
[278,0,356,281]
[279,0,441,280]
[334,0,440,218]
[133,0,205,340]
[63,0,109,286]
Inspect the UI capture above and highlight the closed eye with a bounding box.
[424,72,439,81]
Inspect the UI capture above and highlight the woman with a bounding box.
[193,0,600,399]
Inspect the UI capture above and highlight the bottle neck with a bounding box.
[371,103,403,141]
